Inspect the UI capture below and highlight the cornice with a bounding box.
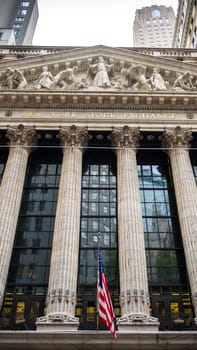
[0,46,197,73]
[0,90,196,112]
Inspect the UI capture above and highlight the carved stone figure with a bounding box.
[87,56,113,88]
[121,65,151,91]
[50,66,79,89]
[173,71,196,91]
[35,66,54,89]
[1,67,27,89]
[150,68,167,90]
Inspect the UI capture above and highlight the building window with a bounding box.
[14,30,21,38]
[13,23,23,29]
[152,9,161,18]
[0,145,62,330]
[138,145,194,331]
[18,9,27,15]
[15,17,25,22]
[0,147,8,184]
[77,138,119,330]
[21,1,30,6]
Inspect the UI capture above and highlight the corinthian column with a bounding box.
[0,124,37,307]
[161,126,197,322]
[36,125,88,331]
[111,126,159,331]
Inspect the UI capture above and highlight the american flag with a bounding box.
[97,250,116,339]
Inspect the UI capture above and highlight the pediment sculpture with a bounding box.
[0,56,196,92]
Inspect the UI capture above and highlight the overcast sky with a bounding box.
[33,0,178,47]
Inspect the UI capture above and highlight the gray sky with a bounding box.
[33,0,178,47]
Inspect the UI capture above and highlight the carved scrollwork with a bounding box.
[36,313,79,324]
[59,125,88,148]
[160,126,193,149]
[116,313,159,324]
[111,125,142,149]
[6,124,38,151]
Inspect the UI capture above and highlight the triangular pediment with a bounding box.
[0,45,197,93]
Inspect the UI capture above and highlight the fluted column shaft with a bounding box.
[161,126,197,317]
[111,126,158,329]
[45,126,88,324]
[0,125,37,307]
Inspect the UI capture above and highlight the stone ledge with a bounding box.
[0,331,197,350]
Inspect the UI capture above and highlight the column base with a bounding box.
[117,313,160,332]
[36,313,79,331]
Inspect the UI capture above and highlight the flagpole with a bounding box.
[96,231,101,331]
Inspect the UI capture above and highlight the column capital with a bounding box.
[59,125,88,148]
[6,124,38,152]
[111,125,141,149]
[160,126,193,149]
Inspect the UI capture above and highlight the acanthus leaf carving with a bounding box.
[59,125,88,148]
[160,126,193,149]
[6,124,38,151]
[111,125,142,149]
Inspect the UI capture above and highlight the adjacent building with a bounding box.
[0,44,197,349]
[173,0,197,48]
[133,5,176,47]
[0,0,39,45]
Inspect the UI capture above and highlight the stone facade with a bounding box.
[0,45,197,349]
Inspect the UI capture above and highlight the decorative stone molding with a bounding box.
[1,54,197,92]
[37,313,79,323]
[117,313,158,324]
[59,124,88,148]
[120,289,150,306]
[1,90,197,111]
[160,126,193,149]
[36,313,79,331]
[6,124,38,152]
[116,313,159,332]
[46,289,76,305]
[111,125,141,149]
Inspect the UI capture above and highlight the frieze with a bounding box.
[1,111,196,125]
[18,111,176,119]
[0,56,197,92]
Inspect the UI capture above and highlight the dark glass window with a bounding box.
[190,150,197,183]
[0,148,8,185]
[1,147,62,330]
[138,149,194,330]
[77,149,119,330]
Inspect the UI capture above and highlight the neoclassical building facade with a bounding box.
[0,45,197,349]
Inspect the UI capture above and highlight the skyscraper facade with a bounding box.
[0,0,38,45]
[173,0,197,48]
[133,5,176,47]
